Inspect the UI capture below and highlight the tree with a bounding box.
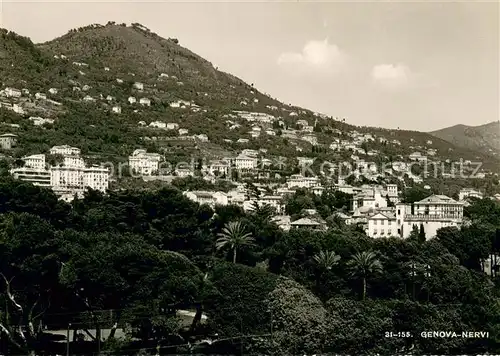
[263,277,329,355]
[402,186,431,204]
[216,221,255,263]
[313,250,341,271]
[0,213,60,355]
[418,224,426,242]
[347,251,383,300]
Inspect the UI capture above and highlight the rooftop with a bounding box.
[415,194,462,205]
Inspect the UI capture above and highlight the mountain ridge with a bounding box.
[430,121,500,158]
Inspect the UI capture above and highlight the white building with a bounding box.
[170,100,191,108]
[35,93,47,100]
[167,123,179,130]
[194,134,209,142]
[241,149,258,157]
[395,195,464,239]
[4,87,22,98]
[297,157,315,166]
[112,106,121,114]
[139,98,151,106]
[82,166,110,192]
[133,82,144,90]
[235,154,258,170]
[51,165,109,194]
[458,188,483,201]
[62,155,85,168]
[409,152,428,162]
[50,166,84,192]
[0,133,17,149]
[48,88,58,95]
[12,104,25,114]
[178,129,189,135]
[23,154,46,170]
[286,174,321,189]
[207,161,230,176]
[367,212,398,238]
[128,149,162,175]
[352,188,388,211]
[10,167,51,187]
[183,191,228,207]
[149,121,166,129]
[50,145,81,156]
[29,117,54,126]
[386,184,398,198]
[302,134,318,146]
[128,96,137,104]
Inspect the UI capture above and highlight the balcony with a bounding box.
[404,214,462,221]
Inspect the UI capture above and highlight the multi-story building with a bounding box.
[234,154,258,170]
[83,166,110,192]
[23,154,46,170]
[242,195,284,214]
[62,155,85,168]
[386,184,398,198]
[128,149,162,175]
[352,188,388,211]
[10,167,51,188]
[367,212,398,238]
[395,195,464,239]
[0,133,17,149]
[50,145,81,156]
[207,161,230,177]
[50,166,85,193]
[287,174,321,189]
[458,188,483,201]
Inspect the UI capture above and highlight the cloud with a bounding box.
[371,63,413,89]
[277,39,346,75]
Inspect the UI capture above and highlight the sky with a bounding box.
[0,0,498,131]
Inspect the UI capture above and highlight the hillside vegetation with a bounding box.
[0,22,498,174]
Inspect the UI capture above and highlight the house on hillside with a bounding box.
[395,195,464,239]
[367,212,398,238]
[4,87,22,98]
[139,98,151,106]
[0,133,17,149]
[149,121,166,129]
[290,217,327,231]
[35,92,47,100]
[458,188,483,201]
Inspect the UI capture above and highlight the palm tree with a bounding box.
[216,221,255,263]
[313,250,341,271]
[313,250,341,293]
[347,251,383,300]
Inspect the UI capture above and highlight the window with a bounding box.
[381,220,385,225]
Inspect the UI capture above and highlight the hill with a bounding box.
[0,22,499,177]
[430,121,500,158]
